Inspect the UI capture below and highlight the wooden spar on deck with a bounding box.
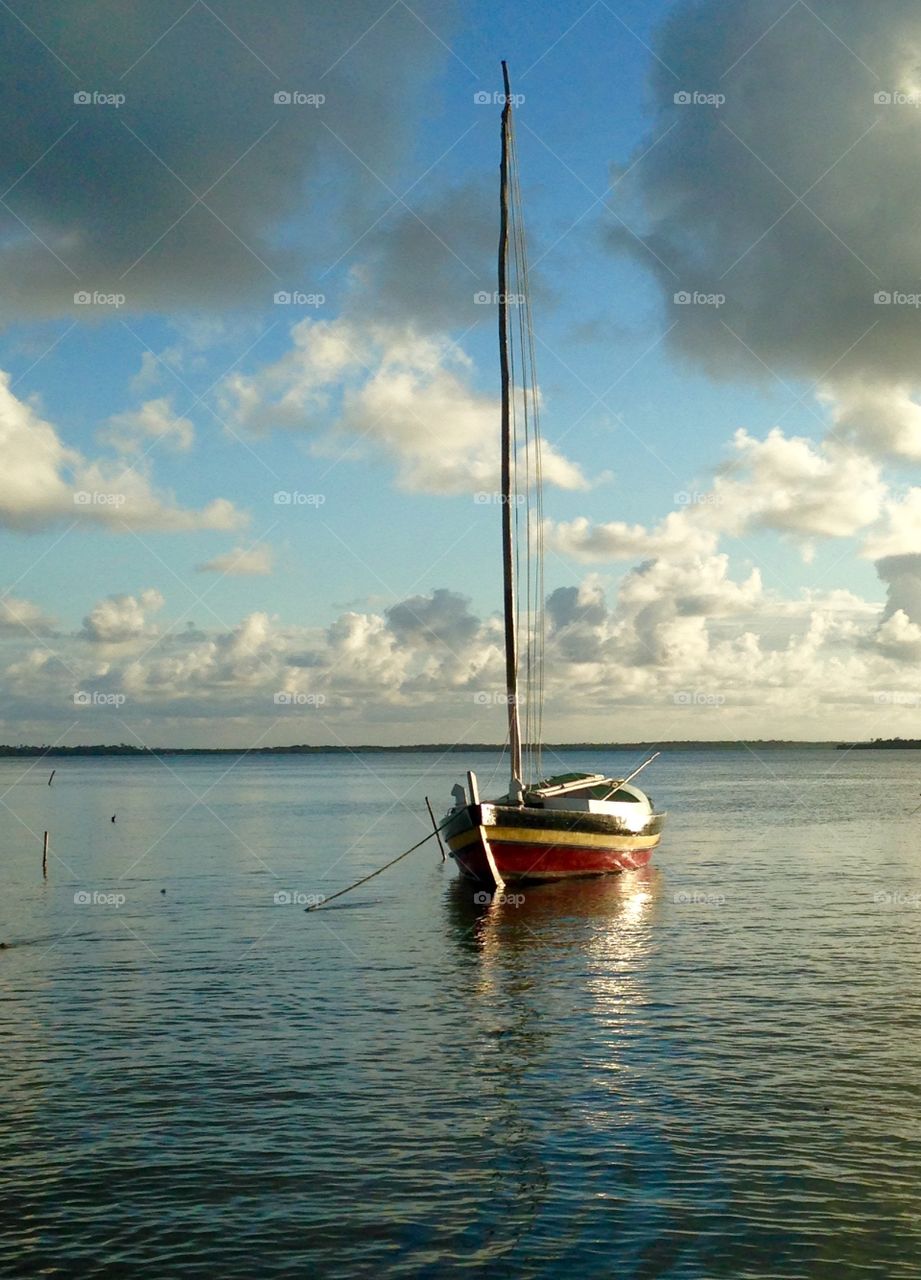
[498,59,522,798]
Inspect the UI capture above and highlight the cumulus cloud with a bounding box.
[219,318,589,494]
[549,425,887,567]
[546,511,716,562]
[102,398,195,454]
[8,571,921,741]
[862,490,921,560]
[0,371,245,532]
[80,588,164,644]
[386,588,481,651]
[875,554,921,626]
[0,594,56,635]
[0,0,452,319]
[196,544,274,576]
[711,429,887,541]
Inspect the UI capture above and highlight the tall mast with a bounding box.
[498,60,522,795]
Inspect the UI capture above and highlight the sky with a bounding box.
[2,0,921,748]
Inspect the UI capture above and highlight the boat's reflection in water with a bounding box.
[441,870,667,1256]
[444,868,661,1054]
[445,866,661,965]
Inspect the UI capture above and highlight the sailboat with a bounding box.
[443,64,666,887]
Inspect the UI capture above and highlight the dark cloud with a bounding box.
[0,0,453,318]
[877,553,921,624]
[608,0,921,387]
[353,178,496,331]
[386,588,480,649]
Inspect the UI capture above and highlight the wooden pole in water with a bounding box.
[42,831,48,879]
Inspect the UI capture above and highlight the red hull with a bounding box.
[452,837,655,881]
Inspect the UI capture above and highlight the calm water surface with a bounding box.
[2,747,921,1278]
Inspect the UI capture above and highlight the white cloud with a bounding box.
[196,544,274,576]
[549,427,887,567]
[546,511,716,562]
[0,594,56,634]
[80,589,164,645]
[712,430,886,541]
[9,569,921,741]
[0,372,245,533]
[219,318,589,495]
[102,398,195,455]
[863,492,921,560]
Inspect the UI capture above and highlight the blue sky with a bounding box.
[2,0,920,746]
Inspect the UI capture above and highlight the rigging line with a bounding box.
[509,110,544,782]
[511,132,532,778]
[510,113,534,780]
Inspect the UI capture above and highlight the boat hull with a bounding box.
[443,801,664,883]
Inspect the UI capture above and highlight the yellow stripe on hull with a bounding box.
[447,826,661,853]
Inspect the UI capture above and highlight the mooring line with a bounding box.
[305,814,455,912]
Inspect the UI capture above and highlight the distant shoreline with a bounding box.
[0,740,907,757]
